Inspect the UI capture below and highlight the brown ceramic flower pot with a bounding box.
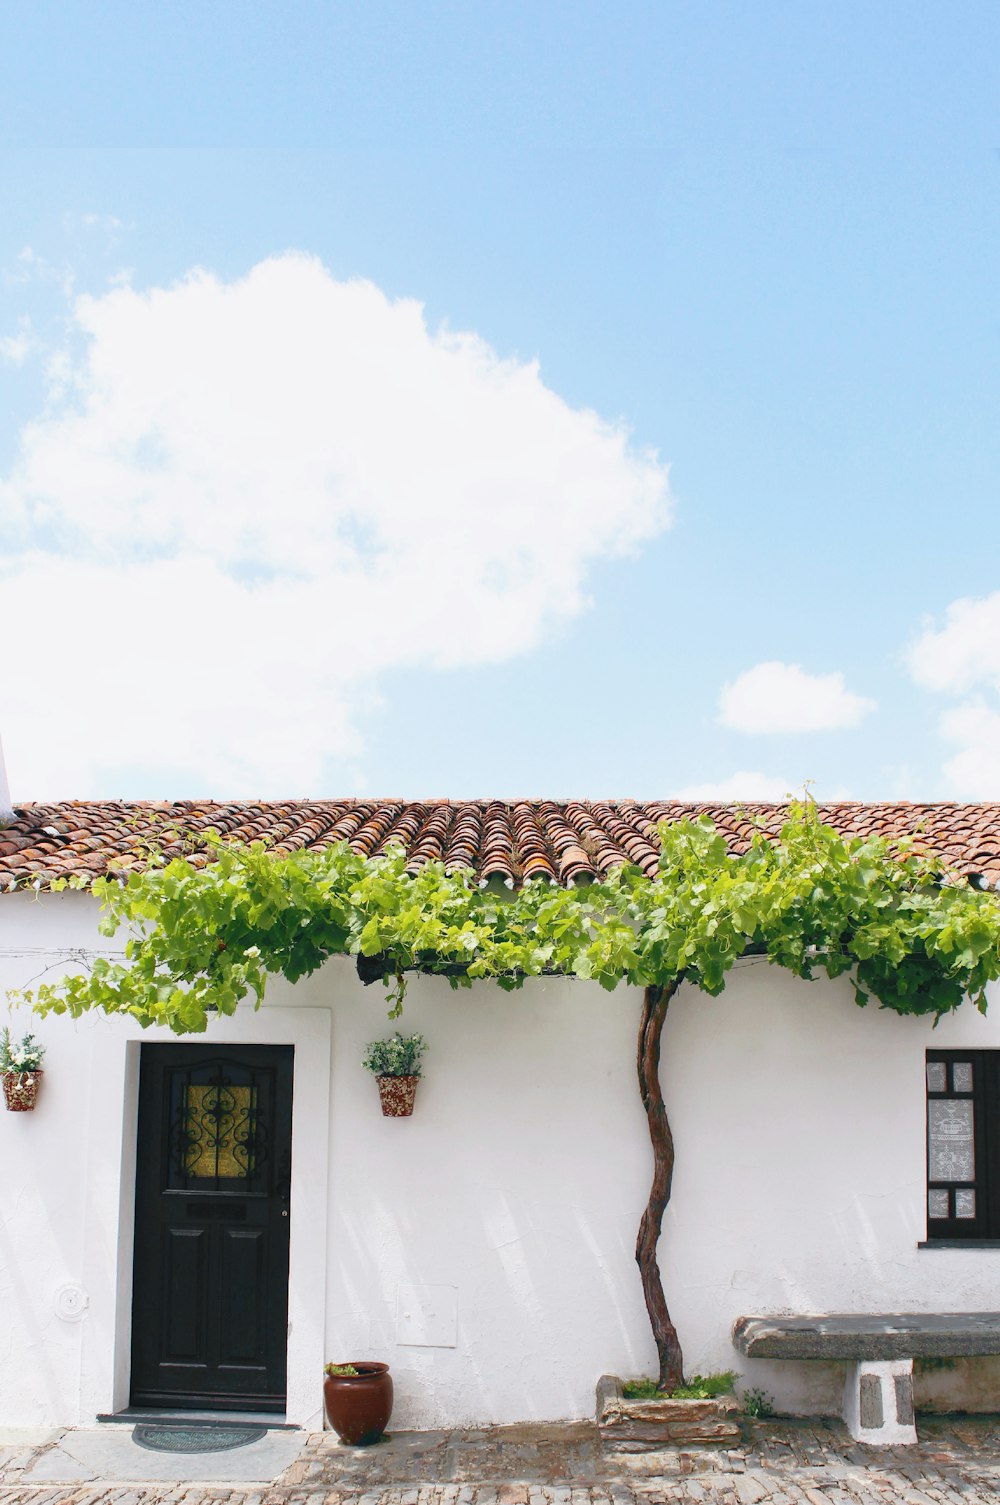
[376,1074,418,1117]
[323,1361,393,1445]
[2,1070,42,1112]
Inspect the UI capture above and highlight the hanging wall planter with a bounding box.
[362,1032,426,1118]
[375,1074,418,1117]
[0,1029,46,1112]
[2,1069,43,1112]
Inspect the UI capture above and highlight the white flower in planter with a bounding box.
[1,1028,45,1075]
[1,1029,45,1111]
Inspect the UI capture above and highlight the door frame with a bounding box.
[78,1006,331,1428]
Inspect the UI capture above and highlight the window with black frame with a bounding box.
[925,1050,1000,1240]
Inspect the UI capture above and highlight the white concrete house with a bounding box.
[1,796,1000,1433]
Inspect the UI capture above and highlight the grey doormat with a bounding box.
[133,1424,268,1453]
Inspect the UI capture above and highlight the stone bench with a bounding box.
[733,1312,1000,1445]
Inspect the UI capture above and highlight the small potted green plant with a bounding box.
[0,1028,45,1112]
[597,1370,741,1446]
[323,1360,394,1445]
[362,1032,426,1117]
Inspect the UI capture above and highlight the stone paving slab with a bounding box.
[1,1417,1000,1505]
[18,1427,307,1485]
[0,1433,61,1449]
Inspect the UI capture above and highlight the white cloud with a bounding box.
[908,593,1000,797]
[0,253,670,799]
[936,704,1000,796]
[908,593,1000,696]
[718,661,875,734]
[3,245,74,297]
[3,246,45,286]
[673,771,794,802]
[64,211,126,235]
[0,317,36,366]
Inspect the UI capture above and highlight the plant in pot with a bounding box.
[597,1369,741,1447]
[323,1361,394,1445]
[362,1031,426,1117]
[0,1028,45,1112]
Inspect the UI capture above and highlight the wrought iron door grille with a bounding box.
[167,1064,270,1186]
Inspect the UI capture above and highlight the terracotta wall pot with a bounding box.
[323,1361,393,1445]
[2,1070,43,1112]
[376,1075,418,1117]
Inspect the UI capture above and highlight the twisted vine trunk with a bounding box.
[636,980,684,1392]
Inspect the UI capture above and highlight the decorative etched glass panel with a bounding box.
[928,1189,949,1219]
[955,1189,976,1219]
[928,1099,975,1182]
[952,1061,974,1093]
[166,1062,270,1186]
[926,1062,947,1092]
[183,1084,256,1178]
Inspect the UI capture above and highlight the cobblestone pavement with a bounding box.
[2,1416,1000,1505]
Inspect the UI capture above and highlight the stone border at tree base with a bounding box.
[596,1374,741,1449]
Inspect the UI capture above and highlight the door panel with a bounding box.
[221,1229,266,1363]
[130,1044,293,1411]
[163,1228,207,1360]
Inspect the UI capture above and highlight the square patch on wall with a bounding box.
[395,1284,458,1347]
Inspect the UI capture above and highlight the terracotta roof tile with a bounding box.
[3,800,1000,891]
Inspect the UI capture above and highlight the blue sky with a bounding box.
[1,2,998,802]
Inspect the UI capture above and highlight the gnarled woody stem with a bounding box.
[636,981,684,1392]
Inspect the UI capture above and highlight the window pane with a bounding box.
[955,1189,976,1219]
[926,1062,947,1092]
[184,1083,256,1179]
[952,1061,974,1093]
[166,1060,269,1189]
[928,1099,975,1181]
[928,1189,949,1219]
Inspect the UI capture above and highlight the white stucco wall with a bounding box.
[2,889,1000,1427]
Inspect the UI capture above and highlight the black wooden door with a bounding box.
[130,1044,294,1412]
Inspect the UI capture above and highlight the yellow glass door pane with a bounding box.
[183,1083,256,1179]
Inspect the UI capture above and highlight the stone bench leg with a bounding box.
[843,1358,916,1445]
